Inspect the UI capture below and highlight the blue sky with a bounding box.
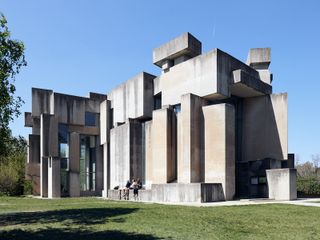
[2,0,320,162]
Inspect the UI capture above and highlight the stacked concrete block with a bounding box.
[202,103,235,200]
[151,107,177,184]
[25,32,295,202]
[267,168,297,200]
[178,93,207,183]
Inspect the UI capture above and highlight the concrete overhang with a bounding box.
[230,69,272,98]
[25,112,33,127]
[153,32,201,67]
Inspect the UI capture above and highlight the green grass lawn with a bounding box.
[0,197,319,240]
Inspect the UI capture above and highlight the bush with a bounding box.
[0,152,26,196]
[23,180,33,195]
[297,177,320,196]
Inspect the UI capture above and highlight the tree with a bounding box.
[0,13,27,157]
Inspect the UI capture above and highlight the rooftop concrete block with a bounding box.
[32,88,53,117]
[108,72,155,124]
[231,69,272,97]
[153,32,202,68]
[246,48,271,69]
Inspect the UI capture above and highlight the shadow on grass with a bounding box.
[0,208,136,226]
[0,207,167,239]
[0,228,165,240]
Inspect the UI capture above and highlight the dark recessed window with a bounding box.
[258,176,267,184]
[85,112,98,126]
[250,177,258,185]
[173,104,181,113]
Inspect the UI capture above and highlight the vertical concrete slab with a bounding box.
[203,103,235,200]
[144,121,153,189]
[95,137,103,195]
[102,143,109,197]
[69,173,80,197]
[110,123,130,189]
[242,93,288,162]
[152,107,177,183]
[130,121,144,182]
[69,132,80,197]
[48,157,61,198]
[27,134,40,164]
[179,93,206,183]
[100,100,111,145]
[267,168,297,200]
[40,114,58,198]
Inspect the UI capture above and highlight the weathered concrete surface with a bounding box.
[27,135,40,164]
[102,143,109,198]
[32,88,53,117]
[25,112,33,127]
[151,183,224,203]
[25,163,40,195]
[231,69,272,97]
[154,49,266,106]
[151,107,177,184]
[100,100,111,145]
[69,172,80,197]
[68,132,80,197]
[108,183,224,203]
[144,121,153,189]
[203,103,235,200]
[246,48,271,69]
[267,168,297,200]
[153,32,202,68]
[178,93,207,183]
[109,121,144,189]
[48,157,60,198]
[108,72,155,124]
[242,93,288,162]
[40,114,58,198]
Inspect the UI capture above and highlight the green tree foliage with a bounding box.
[0,13,27,156]
[0,136,27,195]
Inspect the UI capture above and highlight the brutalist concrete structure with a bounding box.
[25,32,296,202]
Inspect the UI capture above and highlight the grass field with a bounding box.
[0,197,319,240]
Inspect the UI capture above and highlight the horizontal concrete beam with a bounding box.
[153,32,202,67]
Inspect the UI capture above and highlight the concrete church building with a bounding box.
[25,32,296,202]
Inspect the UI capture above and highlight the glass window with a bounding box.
[58,124,68,143]
[80,135,96,191]
[251,177,258,185]
[173,104,181,113]
[259,176,267,184]
[85,112,97,126]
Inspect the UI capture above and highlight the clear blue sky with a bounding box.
[2,0,320,162]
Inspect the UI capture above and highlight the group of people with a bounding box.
[120,178,142,200]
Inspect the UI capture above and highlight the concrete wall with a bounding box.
[108,72,155,124]
[151,107,177,184]
[48,157,60,198]
[144,121,153,188]
[40,114,58,197]
[110,123,130,188]
[25,163,40,195]
[32,88,53,117]
[69,132,80,197]
[242,93,288,162]
[100,100,111,145]
[178,93,207,183]
[203,103,235,200]
[27,134,40,164]
[267,168,297,200]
